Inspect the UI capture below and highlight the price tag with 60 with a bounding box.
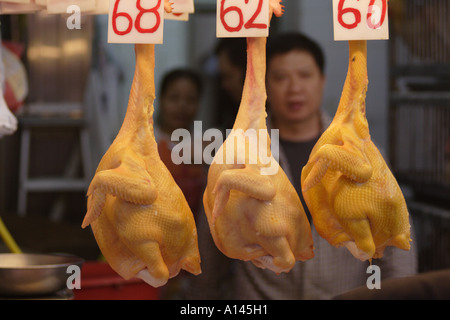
[108,0,164,43]
[217,0,269,38]
[332,0,389,41]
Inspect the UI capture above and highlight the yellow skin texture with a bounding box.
[203,32,314,274]
[82,44,201,288]
[301,41,411,261]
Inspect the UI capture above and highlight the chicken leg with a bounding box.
[82,44,201,287]
[301,41,411,261]
[203,3,313,274]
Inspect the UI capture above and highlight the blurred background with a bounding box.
[0,0,448,279]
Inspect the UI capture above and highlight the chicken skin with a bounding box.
[301,40,411,261]
[82,44,201,288]
[203,4,314,273]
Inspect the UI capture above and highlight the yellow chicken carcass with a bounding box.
[82,43,201,288]
[203,2,314,274]
[301,40,411,261]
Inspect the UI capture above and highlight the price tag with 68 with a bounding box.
[108,0,164,44]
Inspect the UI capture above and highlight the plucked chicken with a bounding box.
[82,43,201,288]
[301,40,411,261]
[203,2,314,274]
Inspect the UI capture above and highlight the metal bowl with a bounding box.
[0,253,84,297]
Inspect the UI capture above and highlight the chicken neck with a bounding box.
[335,40,370,140]
[119,44,156,139]
[233,37,268,131]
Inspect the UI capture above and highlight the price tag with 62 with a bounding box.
[217,0,269,38]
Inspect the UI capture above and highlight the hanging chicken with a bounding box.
[203,1,314,274]
[301,40,411,261]
[81,42,201,287]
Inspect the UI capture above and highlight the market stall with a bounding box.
[0,0,449,301]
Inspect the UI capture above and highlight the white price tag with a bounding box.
[332,0,389,41]
[216,0,269,38]
[91,0,109,14]
[172,0,194,14]
[0,0,30,4]
[165,11,189,21]
[0,2,42,14]
[46,0,96,13]
[165,0,193,21]
[108,0,164,44]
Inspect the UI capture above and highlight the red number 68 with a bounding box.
[112,0,161,35]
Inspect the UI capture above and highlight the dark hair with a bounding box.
[215,37,247,71]
[267,32,325,74]
[160,68,203,97]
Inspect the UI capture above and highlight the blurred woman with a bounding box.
[155,68,206,219]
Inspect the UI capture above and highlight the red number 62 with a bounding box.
[220,0,267,33]
[338,0,387,30]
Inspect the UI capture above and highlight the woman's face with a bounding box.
[266,50,325,126]
[160,77,200,133]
